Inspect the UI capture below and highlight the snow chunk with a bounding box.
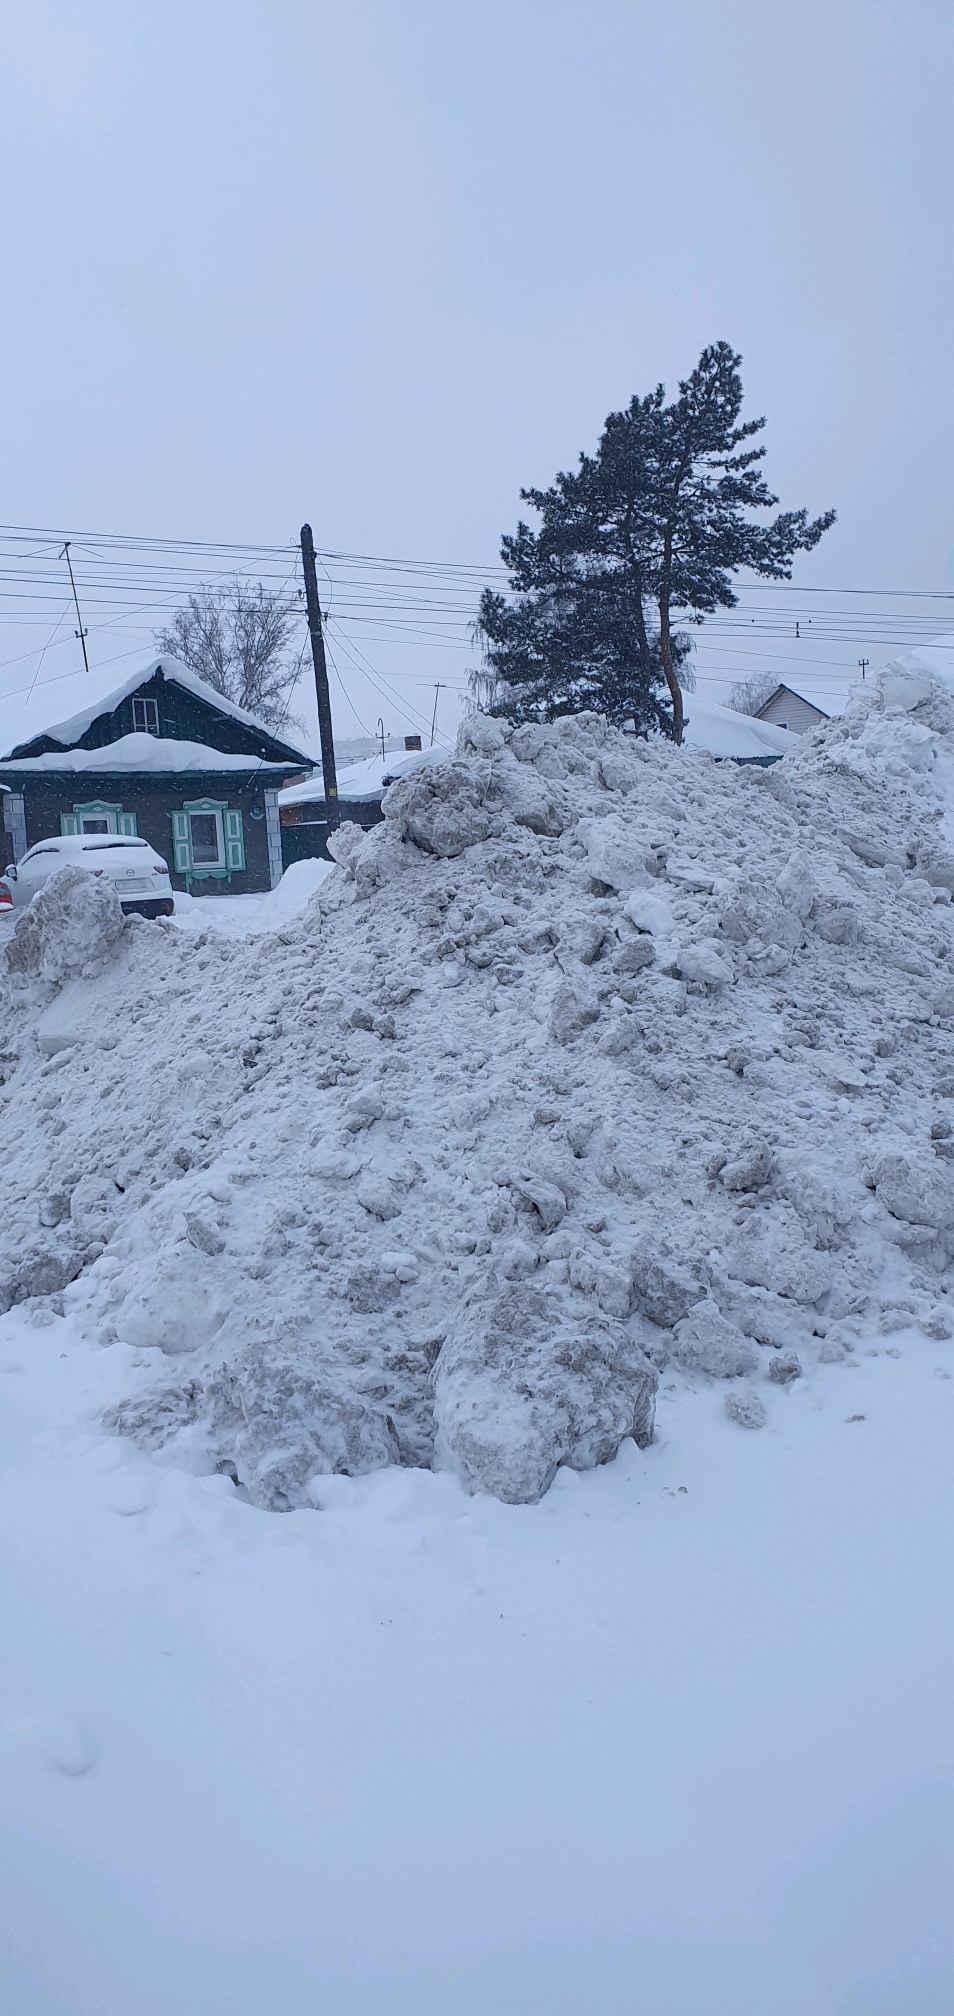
[489,749,563,835]
[879,670,933,711]
[206,1349,399,1510]
[719,881,804,953]
[631,1250,706,1329]
[4,865,124,986]
[767,1353,802,1385]
[726,1224,834,1305]
[119,1256,230,1355]
[547,980,600,1044]
[724,1387,767,1429]
[623,890,675,936]
[676,940,732,989]
[356,1176,401,1221]
[0,1245,83,1309]
[720,1142,775,1193]
[672,1305,758,1379]
[776,854,817,921]
[577,816,654,893]
[457,713,508,756]
[384,759,494,856]
[870,1152,954,1230]
[434,1281,658,1503]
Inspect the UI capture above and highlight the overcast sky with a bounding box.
[1,0,952,754]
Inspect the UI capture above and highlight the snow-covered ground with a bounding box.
[2,1308,951,2014]
[2,661,954,2010]
[171,856,332,936]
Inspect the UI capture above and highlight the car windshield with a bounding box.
[81,840,148,851]
[23,847,61,859]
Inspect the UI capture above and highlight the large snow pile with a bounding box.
[3,664,954,1507]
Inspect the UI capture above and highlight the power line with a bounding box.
[0,518,952,731]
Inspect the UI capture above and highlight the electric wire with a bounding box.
[0,520,952,729]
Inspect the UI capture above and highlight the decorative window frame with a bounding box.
[170,799,245,889]
[61,801,138,837]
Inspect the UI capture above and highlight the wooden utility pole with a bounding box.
[300,523,339,827]
[858,657,869,682]
[430,682,441,746]
[61,541,90,677]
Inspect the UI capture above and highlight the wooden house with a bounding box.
[0,657,313,896]
[754,684,829,735]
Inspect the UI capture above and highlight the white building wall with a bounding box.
[264,790,283,888]
[2,791,26,863]
[757,689,827,734]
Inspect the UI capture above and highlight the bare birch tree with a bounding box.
[156,579,304,731]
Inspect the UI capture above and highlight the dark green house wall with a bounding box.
[279,797,384,869]
[0,769,290,894]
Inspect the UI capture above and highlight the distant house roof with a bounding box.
[2,655,313,768]
[754,684,829,724]
[0,734,303,776]
[278,742,450,808]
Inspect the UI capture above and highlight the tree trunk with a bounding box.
[658,590,683,745]
[632,575,652,688]
[623,518,653,693]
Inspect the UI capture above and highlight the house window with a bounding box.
[61,802,138,837]
[190,811,222,865]
[132,697,160,735]
[171,800,245,887]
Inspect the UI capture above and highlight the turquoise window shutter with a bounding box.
[60,813,80,835]
[117,811,138,836]
[171,809,193,873]
[224,808,245,871]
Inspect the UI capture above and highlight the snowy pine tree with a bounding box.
[477,343,835,742]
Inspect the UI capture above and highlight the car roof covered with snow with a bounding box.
[21,833,156,858]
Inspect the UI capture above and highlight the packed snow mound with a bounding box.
[876,631,954,703]
[3,672,954,1504]
[3,864,125,988]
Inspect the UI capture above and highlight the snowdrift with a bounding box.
[3,664,954,1507]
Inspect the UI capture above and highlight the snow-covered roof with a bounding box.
[278,742,450,807]
[0,734,302,776]
[680,696,801,760]
[4,655,309,758]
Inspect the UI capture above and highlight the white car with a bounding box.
[1,833,175,918]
